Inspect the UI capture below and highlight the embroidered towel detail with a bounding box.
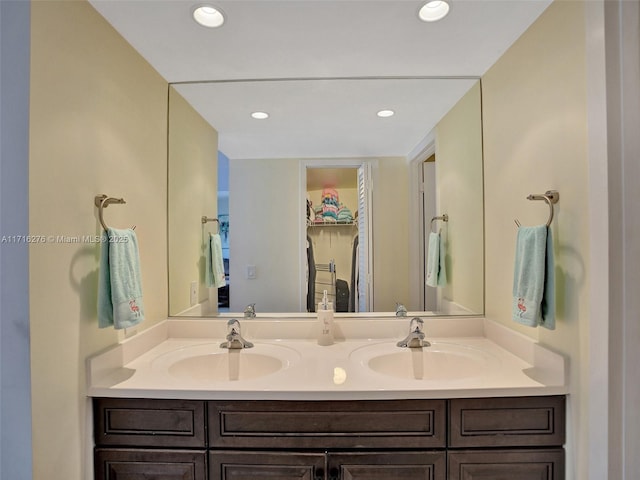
[98,228,145,329]
[512,225,555,329]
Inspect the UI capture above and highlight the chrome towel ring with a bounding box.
[515,190,559,227]
[430,213,449,233]
[94,194,126,231]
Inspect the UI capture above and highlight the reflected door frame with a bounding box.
[407,134,436,311]
[299,158,373,312]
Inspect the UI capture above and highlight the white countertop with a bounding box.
[86,317,568,400]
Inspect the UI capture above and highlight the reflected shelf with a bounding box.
[307,220,357,227]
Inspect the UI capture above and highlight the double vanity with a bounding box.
[88,316,568,479]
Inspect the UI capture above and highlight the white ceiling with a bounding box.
[89,0,552,159]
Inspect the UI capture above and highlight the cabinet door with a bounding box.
[95,448,206,480]
[449,396,565,448]
[209,399,446,449]
[328,451,446,480]
[94,398,207,448]
[210,451,326,480]
[448,449,564,480]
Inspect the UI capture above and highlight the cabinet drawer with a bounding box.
[329,452,446,480]
[209,399,446,449]
[449,396,565,447]
[210,451,326,480]
[448,449,565,480]
[95,448,207,480]
[94,398,206,448]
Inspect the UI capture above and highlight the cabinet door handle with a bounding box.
[329,468,340,480]
[314,468,324,480]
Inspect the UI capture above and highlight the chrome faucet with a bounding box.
[397,317,431,348]
[220,319,254,349]
[244,303,256,318]
[395,302,408,317]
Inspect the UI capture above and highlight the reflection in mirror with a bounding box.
[168,78,484,317]
[306,165,370,314]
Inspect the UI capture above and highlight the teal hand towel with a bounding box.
[205,233,226,289]
[98,228,145,329]
[512,225,555,329]
[426,232,446,287]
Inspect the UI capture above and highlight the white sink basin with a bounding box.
[151,342,300,382]
[350,341,501,381]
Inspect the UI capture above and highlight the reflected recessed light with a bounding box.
[251,111,269,120]
[377,109,395,118]
[418,1,450,22]
[193,5,225,28]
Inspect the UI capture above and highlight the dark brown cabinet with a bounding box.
[93,396,565,480]
[93,397,207,448]
[94,448,207,480]
[208,399,446,449]
[328,452,446,480]
[448,449,564,480]
[210,451,326,480]
[447,396,565,480]
[209,451,446,480]
[448,396,566,448]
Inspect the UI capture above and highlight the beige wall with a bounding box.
[168,88,218,315]
[435,82,484,314]
[29,1,168,478]
[372,157,410,311]
[482,1,588,477]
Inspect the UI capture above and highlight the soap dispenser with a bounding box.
[317,290,334,346]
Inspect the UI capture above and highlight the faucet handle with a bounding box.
[410,317,424,333]
[395,303,407,317]
[221,318,253,349]
[226,318,240,333]
[244,303,256,318]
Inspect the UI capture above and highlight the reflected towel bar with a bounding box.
[202,216,220,233]
[515,190,560,227]
[430,214,448,233]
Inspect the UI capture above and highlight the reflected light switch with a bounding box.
[247,265,257,279]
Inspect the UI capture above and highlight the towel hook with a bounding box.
[202,216,220,234]
[430,214,448,233]
[94,194,127,231]
[514,190,559,228]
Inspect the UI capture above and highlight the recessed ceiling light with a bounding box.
[193,5,225,28]
[418,1,450,22]
[251,111,269,120]
[377,109,395,118]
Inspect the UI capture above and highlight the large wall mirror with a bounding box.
[168,77,484,317]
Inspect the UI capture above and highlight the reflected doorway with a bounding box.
[304,163,373,312]
[421,154,438,311]
[217,151,230,312]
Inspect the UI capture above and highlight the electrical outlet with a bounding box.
[247,265,257,279]
[190,281,197,306]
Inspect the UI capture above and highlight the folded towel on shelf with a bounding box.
[512,225,555,329]
[205,233,227,289]
[426,231,446,287]
[321,208,338,220]
[337,206,353,222]
[98,228,145,329]
[322,187,339,203]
